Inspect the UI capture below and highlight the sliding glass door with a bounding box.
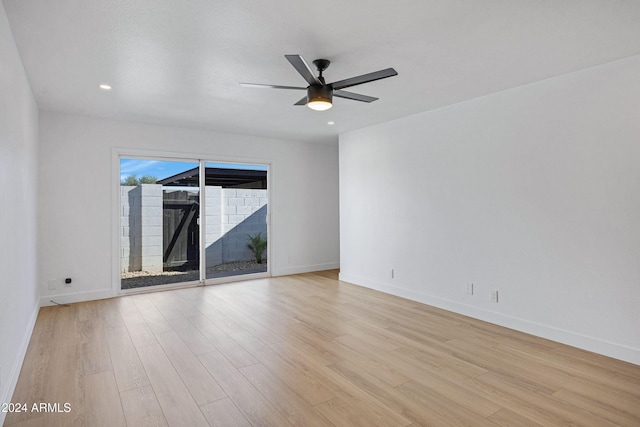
[118,157,268,291]
[203,162,268,280]
[119,158,200,290]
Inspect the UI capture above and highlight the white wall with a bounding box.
[0,3,39,421]
[340,55,640,365]
[38,112,339,304]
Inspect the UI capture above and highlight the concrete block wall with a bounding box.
[121,185,268,273]
[120,185,138,271]
[204,186,223,266]
[121,184,163,273]
[206,188,268,266]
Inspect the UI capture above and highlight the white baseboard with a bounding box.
[40,263,340,306]
[0,302,40,426]
[39,263,341,305]
[274,262,340,277]
[339,272,640,366]
[40,288,116,307]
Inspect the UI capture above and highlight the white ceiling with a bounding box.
[4,0,640,144]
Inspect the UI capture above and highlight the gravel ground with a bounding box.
[121,261,267,289]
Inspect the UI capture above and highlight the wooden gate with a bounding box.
[163,190,199,269]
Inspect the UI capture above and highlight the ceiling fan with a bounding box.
[240,54,398,111]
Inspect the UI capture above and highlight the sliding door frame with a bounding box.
[111,147,272,296]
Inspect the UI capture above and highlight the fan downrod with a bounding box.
[312,59,331,81]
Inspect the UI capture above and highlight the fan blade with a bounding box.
[285,55,321,86]
[330,68,397,90]
[294,96,307,106]
[334,90,378,103]
[240,83,306,90]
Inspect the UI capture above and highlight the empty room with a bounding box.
[1,0,639,426]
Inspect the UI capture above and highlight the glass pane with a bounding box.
[120,158,200,290]
[204,162,268,280]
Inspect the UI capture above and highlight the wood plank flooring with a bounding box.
[5,270,640,426]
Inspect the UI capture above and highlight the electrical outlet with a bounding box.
[48,279,57,290]
[491,290,499,303]
[466,283,474,295]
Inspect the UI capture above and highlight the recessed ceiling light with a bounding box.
[327,121,335,125]
[99,84,112,90]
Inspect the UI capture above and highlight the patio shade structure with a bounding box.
[157,167,267,189]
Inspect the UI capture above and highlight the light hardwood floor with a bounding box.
[5,270,640,426]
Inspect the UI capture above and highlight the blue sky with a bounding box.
[120,158,267,182]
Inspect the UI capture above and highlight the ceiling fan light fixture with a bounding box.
[241,55,397,109]
[307,85,333,111]
[308,99,332,111]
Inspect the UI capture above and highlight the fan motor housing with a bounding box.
[307,84,333,103]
